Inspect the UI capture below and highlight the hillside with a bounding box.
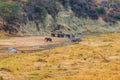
[0,0,120,35]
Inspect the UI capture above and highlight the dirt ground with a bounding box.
[0,36,67,56]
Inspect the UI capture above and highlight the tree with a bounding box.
[0,1,19,25]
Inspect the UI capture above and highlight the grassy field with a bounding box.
[0,33,120,80]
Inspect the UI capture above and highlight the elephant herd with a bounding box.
[44,32,82,42]
[51,33,75,39]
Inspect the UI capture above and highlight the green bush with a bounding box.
[96,8,106,14]
[114,0,120,3]
[114,14,120,20]
[0,1,19,24]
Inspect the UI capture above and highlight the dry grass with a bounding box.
[0,31,8,39]
[0,33,120,80]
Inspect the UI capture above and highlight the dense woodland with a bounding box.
[0,0,120,34]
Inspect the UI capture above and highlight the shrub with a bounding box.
[114,14,120,20]
[96,8,106,14]
[0,1,19,24]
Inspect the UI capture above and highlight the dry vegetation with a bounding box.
[0,31,8,39]
[0,33,120,80]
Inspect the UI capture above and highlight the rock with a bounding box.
[71,37,82,42]
[8,47,17,53]
[32,46,41,49]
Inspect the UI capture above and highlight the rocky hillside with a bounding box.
[0,0,120,35]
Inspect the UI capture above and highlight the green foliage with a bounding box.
[114,0,120,3]
[26,0,59,22]
[0,1,19,24]
[114,14,120,20]
[58,0,70,9]
[95,8,106,14]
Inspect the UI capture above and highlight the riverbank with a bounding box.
[0,36,68,57]
[0,32,109,58]
[0,33,120,80]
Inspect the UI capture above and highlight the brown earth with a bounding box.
[0,36,68,57]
